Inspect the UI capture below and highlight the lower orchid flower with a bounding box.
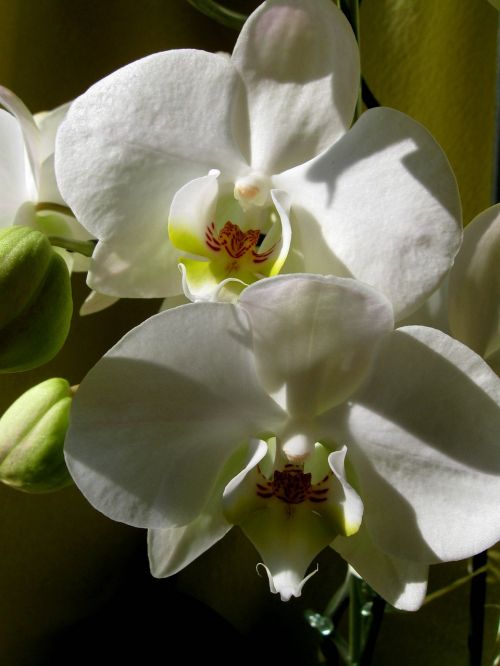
[64,274,500,610]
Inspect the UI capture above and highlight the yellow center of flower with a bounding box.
[205,220,275,276]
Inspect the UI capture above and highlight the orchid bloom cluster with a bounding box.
[2,0,500,616]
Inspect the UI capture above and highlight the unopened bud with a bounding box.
[0,227,72,372]
[0,378,73,492]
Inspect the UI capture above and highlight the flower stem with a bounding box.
[186,0,247,30]
[422,564,488,606]
[360,594,386,666]
[48,236,96,257]
[348,573,363,665]
[468,551,488,666]
[325,567,352,617]
[317,567,385,666]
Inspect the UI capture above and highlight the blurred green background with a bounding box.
[0,0,498,664]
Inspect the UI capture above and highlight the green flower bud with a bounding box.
[0,226,72,372]
[0,378,73,492]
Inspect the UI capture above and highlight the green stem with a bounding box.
[35,201,74,217]
[469,551,488,666]
[325,567,352,617]
[186,0,247,30]
[348,574,363,666]
[360,594,386,666]
[422,564,488,606]
[48,236,96,257]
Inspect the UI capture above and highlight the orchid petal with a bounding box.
[275,107,462,320]
[265,190,291,277]
[231,0,359,173]
[148,441,260,578]
[398,276,450,333]
[326,325,500,563]
[326,447,364,537]
[55,51,247,260]
[0,85,40,189]
[239,274,394,418]
[178,259,248,303]
[87,234,181,298]
[0,110,31,226]
[168,170,220,259]
[34,101,71,162]
[79,291,119,316]
[223,441,362,601]
[332,525,429,611]
[159,294,189,313]
[65,303,285,529]
[449,204,500,358]
[35,102,72,206]
[223,445,332,602]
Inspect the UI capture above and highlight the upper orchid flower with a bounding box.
[65,274,500,610]
[55,0,461,318]
[0,86,92,273]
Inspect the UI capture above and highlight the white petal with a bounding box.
[87,235,182,298]
[332,525,428,611]
[326,447,364,536]
[0,85,40,189]
[79,291,119,316]
[239,274,394,418]
[449,204,500,358]
[398,276,450,333]
[224,441,362,601]
[168,170,220,258]
[55,51,247,296]
[65,303,285,529]
[158,294,189,312]
[223,449,331,602]
[327,325,500,563]
[35,102,72,206]
[275,107,462,320]
[56,51,246,239]
[34,101,71,162]
[148,440,260,578]
[232,0,359,174]
[0,110,31,226]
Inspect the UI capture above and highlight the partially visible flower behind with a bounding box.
[0,86,92,273]
[56,0,461,319]
[403,203,500,372]
[448,203,500,371]
[64,274,500,610]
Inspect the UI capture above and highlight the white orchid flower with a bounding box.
[0,86,92,273]
[55,0,461,317]
[404,203,500,374]
[65,274,500,610]
[448,203,500,370]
